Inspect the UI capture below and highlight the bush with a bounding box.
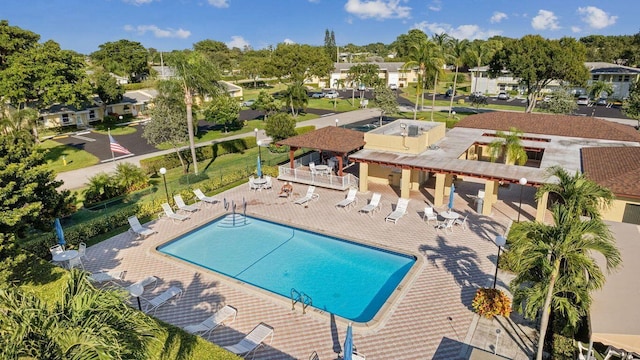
[472,288,512,318]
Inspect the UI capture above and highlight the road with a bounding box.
[55,108,381,190]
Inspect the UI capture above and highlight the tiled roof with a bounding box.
[582,147,640,199]
[455,112,640,142]
[277,126,365,153]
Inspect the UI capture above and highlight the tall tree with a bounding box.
[509,205,620,360]
[402,39,438,120]
[252,90,280,120]
[0,20,40,70]
[448,38,469,117]
[391,29,428,59]
[168,51,222,175]
[489,35,589,112]
[465,40,500,94]
[264,112,296,142]
[203,94,241,132]
[324,29,337,62]
[488,127,527,165]
[0,270,159,359]
[91,40,149,82]
[282,81,308,116]
[428,33,452,121]
[238,49,270,88]
[373,86,399,126]
[269,43,333,84]
[346,63,381,103]
[91,69,124,116]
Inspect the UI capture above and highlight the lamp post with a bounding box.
[257,140,262,178]
[254,127,259,140]
[159,167,170,205]
[517,177,527,222]
[129,284,143,311]
[493,235,506,289]
[335,118,339,127]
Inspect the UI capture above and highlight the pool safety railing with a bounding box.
[291,288,312,314]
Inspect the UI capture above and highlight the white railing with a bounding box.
[278,165,359,190]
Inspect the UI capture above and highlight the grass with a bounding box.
[92,125,138,135]
[39,139,100,173]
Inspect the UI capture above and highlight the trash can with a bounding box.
[476,198,484,214]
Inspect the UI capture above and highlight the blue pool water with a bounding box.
[157,215,416,322]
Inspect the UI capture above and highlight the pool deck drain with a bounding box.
[85,179,537,359]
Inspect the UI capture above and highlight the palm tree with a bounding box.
[115,162,149,193]
[588,80,614,100]
[535,165,614,220]
[283,81,308,116]
[448,38,470,117]
[0,270,159,359]
[402,39,438,120]
[0,105,40,143]
[466,41,496,94]
[171,51,221,175]
[429,33,452,121]
[488,127,527,165]
[508,205,621,360]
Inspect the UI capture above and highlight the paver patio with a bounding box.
[85,178,539,359]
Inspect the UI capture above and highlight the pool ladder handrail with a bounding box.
[291,288,312,314]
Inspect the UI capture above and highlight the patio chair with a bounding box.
[353,351,366,360]
[385,198,410,224]
[359,193,381,215]
[309,162,319,176]
[454,214,468,230]
[128,215,157,238]
[263,176,273,190]
[161,203,190,223]
[174,195,199,213]
[249,176,259,191]
[50,244,64,256]
[142,286,183,314]
[223,322,274,359]
[184,305,237,339]
[67,256,84,270]
[577,341,595,360]
[423,206,438,224]
[436,218,455,233]
[335,188,358,209]
[78,242,87,259]
[294,186,319,205]
[89,271,125,286]
[126,276,159,294]
[193,188,218,205]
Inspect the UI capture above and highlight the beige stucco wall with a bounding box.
[601,197,640,222]
[364,122,445,154]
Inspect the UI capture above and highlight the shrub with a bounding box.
[472,288,512,318]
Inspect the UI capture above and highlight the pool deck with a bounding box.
[85,178,539,359]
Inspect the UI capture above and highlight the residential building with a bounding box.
[324,62,418,89]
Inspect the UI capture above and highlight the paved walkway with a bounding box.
[83,177,538,359]
[56,109,381,190]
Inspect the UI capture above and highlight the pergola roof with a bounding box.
[455,112,640,143]
[277,126,366,154]
[582,147,640,200]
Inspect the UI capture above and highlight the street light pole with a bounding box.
[517,177,528,222]
[493,235,506,289]
[335,118,339,127]
[159,167,170,205]
[257,140,262,178]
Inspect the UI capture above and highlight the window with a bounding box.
[623,75,630,82]
[592,75,599,81]
[89,110,95,119]
[61,114,69,124]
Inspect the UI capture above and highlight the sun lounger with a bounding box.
[335,188,358,209]
[161,203,190,222]
[126,276,158,293]
[193,188,218,205]
[359,193,381,215]
[224,322,274,358]
[385,198,409,224]
[184,305,237,339]
[142,286,182,314]
[128,215,156,238]
[294,186,319,205]
[89,271,125,286]
[174,195,199,213]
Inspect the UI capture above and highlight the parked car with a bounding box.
[241,99,255,107]
[389,83,398,90]
[309,92,324,98]
[445,89,455,97]
[596,98,608,106]
[324,90,339,99]
[497,91,509,100]
[576,95,590,106]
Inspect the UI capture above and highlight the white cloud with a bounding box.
[344,0,411,20]
[577,6,617,29]
[428,0,441,12]
[531,9,560,31]
[122,0,154,5]
[283,38,296,44]
[412,21,502,40]
[490,12,507,24]
[571,26,581,33]
[124,25,191,38]
[208,0,229,8]
[227,36,250,49]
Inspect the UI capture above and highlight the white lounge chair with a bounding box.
[142,286,182,314]
[423,206,438,224]
[294,186,319,205]
[224,322,274,358]
[89,271,125,286]
[385,198,410,224]
[335,188,358,209]
[353,351,366,360]
[184,305,237,339]
[126,276,158,293]
[193,188,218,205]
[577,342,595,360]
[128,215,156,238]
[174,195,199,213]
[161,203,190,222]
[359,193,381,215]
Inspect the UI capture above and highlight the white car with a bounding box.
[324,91,339,99]
[497,92,509,100]
[576,95,590,106]
[389,83,398,90]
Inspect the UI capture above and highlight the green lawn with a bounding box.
[92,125,138,135]
[39,139,100,173]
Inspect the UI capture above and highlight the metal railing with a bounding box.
[277,165,359,190]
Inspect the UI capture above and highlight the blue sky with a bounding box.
[3,0,638,54]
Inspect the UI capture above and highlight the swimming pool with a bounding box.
[157,215,416,323]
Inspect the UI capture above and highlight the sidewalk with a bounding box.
[55,108,381,190]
